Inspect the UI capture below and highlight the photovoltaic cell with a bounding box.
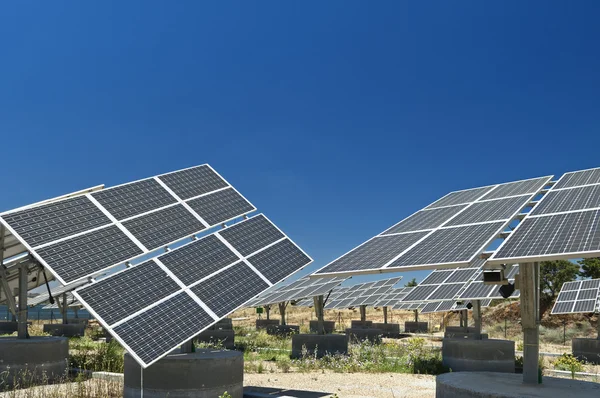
[420,270,453,285]
[557,290,577,302]
[574,300,597,312]
[191,262,269,317]
[112,293,213,365]
[218,214,285,257]
[427,283,464,300]
[76,260,179,326]
[458,282,496,300]
[36,225,143,284]
[187,188,255,226]
[1,196,111,247]
[552,301,575,314]
[247,239,312,284]
[159,234,239,286]
[158,165,229,200]
[389,222,504,267]
[553,168,600,189]
[402,285,439,302]
[316,232,428,274]
[445,268,478,283]
[480,177,550,200]
[530,185,600,215]
[91,179,177,220]
[122,204,206,250]
[380,205,467,235]
[444,196,528,226]
[426,186,494,209]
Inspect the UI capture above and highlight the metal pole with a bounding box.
[414,309,418,323]
[597,319,600,339]
[17,263,28,339]
[265,305,271,320]
[278,302,287,326]
[505,317,507,339]
[563,321,567,345]
[472,300,482,340]
[383,306,388,324]
[521,262,540,384]
[313,295,325,334]
[360,305,366,323]
[62,293,67,325]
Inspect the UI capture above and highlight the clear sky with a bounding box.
[1,2,600,286]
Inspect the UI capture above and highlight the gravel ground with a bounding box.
[244,372,436,398]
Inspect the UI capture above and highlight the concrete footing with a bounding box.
[66,318,89,325]
[212,318,233,330]
[196,329,235,349]
[351,320,373,328]
[43,323,86,337]
[0,321,18,334]
[442,338,515,373]
[405,321,428,333]
[0,337,68,388]
[372,323,401,338]
[309,320,335,334]
[291,334,348,359]
[255,319,279,330]
[444,331,489,339]
[346,328,382,343]
[436,372,600,397]
[572,338,600,364]
[266,325,299,336]
[124,350,243,398]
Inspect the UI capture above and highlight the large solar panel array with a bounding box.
[0,165,256,285]
[247,276,347,307]
[374,287,413,308]
[420,299,492,314]
[458,265,520,300]
[402,267,481,302]
[314,176,550,276]
[322,277,402,309]
[551,279,600,315]
[490,168,600,265]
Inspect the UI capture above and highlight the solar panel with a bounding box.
[402,267,480,302]
[550,279,600,315]
[490,168,600,265]
[28,279,90,307]
[315,176,550,276]
[0,164,256,285]
[250,277,347,306]
[346,277,402,307]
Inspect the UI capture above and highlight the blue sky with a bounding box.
[1,2,600,286]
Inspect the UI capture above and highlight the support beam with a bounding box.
[520,262,540,384]
[18,263,28,339]
[383,306,388,324]
[62,293,68,325]
[414,309,418,323]
[472,300,482,340]
[359,305,366,322]
[265,305,271,320]
[313,295,325,334]
[463,309,468,332]
[278,302,287,326]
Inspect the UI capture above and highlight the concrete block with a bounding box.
[291,334,348,359]
[124,349,243,398]
[266,325,299,336]
[43,323,86,337]
[66,318,89,325]
[405,321,428,333]
[309,320,335,334]
[372,323,401,338]
[572,338,600,364]
[0,337,68,388]
[444,332,489,340]
[445,326,473,334]
[436,371,600,398]
[255,319,279,330]
[346,328,383,344]
[351,320,373,328]
[0,321,18,334]
[442,338,515,373]
[211,318,233,330]
[196,329,235,349]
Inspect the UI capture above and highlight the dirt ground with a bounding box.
[244,372,436,398]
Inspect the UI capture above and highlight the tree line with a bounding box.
[541,258,600,306]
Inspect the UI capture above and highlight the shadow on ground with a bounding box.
[244,386,331,397]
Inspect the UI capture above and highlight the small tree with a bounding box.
[540,260,579,304]
[405,278,418,287]
[578,258,600,279]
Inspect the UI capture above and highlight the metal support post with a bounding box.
[313,295,325,334]
[414,309,418,323]
[18,263,28,339]
[180,339,194,354]
[278,302,287,326]
[265,305,271,320]
[520,262,540,384]
[62,293,68,324]
[359,305,366,322]
[596,318,600,339]
[472,300,482,340]
[383,306,388,324]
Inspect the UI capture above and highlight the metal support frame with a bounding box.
[62,293,68,324]
[278,302,287,326]
[414,309,418,323]
[313,295,325,334]
[18,263,28,339]
[383,306,388,324]
[520,262,540,384]
[472,300,482,340]
[359,305,366,322]
[0,226,18,318]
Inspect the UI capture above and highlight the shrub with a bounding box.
[553,354,584,379]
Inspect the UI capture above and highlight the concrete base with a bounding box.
[124,350,243,398]
[0,337,68,388]
[43,323,86,337]
[405,321,428,333]
[309,320,335,334]
[291,334,348,359]
[212,318,233,330]
[572,338,600,364]
[436,372,600,398]
[196,329,235,349]
[444,332,489,340]
[442,338,515,373]
[351,320,373,328]
[346,328,382,344]
[372,323,401,338]
[266,325,300,336]
[0,321,18,335]
[255,319,279,330]
[66,318,89,325]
